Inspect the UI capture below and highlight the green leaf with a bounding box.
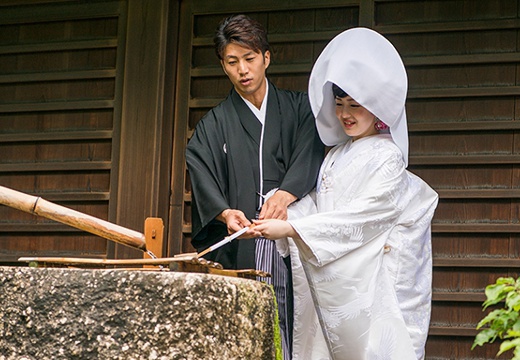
[513,344,520,360]
[497,277,516,285]
[492,311,519,335]
[473,328,498,349]
[512,319,520,333]
[477,309,506,329]
[497,338,520,356]
[473,277,520,356]
[484,284,512,309]
[508,291,520,312]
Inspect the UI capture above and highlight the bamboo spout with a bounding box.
[0,185,147,251]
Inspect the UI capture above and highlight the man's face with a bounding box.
[220,43,270,100]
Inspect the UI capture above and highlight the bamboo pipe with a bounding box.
[0,185,147,251]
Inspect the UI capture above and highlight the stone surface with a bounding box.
[0,266,278,360]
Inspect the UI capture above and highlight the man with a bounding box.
[185,14,324,359]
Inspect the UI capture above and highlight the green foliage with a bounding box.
[473,277,520,359]
[269,285,283,360]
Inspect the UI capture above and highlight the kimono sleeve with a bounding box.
[288,150,408,267]
[185,113,230,247]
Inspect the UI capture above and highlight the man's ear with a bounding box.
[263,50,271,69]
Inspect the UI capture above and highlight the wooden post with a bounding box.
[143,217,164,264]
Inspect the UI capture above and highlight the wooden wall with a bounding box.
[379,2,520,358]
[0,0,176,261]
[1,0,519,358]
[0,1,123,261]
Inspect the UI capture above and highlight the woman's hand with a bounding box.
[252,219,297,240]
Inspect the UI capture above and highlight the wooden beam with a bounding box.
[409,120,520,132]
[0,69,116,84]
[408,86,520,99]
[0,252,106,264]
[0,161,111,172]
[409,155,520,165]
[376,18,520,35]
[188,0,359,15]
[405,52,520,66]
[432,291,485,302]
[434,258,520,267]
[0,100,114,113]
[0,1,121,24]
[428,326,477,337]
[21,192,110,202]
[433,223,520,233]
[0,130,113,143]
[436,189,520,199]
[0,223,84,232]
[0,39,118,55]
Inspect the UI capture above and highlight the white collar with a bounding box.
[240,78,269,125]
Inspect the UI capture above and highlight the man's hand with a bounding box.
[216,209,252,236]
[259,190,297,220]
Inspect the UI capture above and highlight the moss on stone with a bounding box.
[269,284,283,360]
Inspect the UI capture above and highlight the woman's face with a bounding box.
[335,96,378,141]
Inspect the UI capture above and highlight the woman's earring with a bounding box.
[374,118,389,131]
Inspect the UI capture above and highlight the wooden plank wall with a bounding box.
[378,2,520,359]
[0,0,176,262]
[0,1,126,262]
[171,0,520,358]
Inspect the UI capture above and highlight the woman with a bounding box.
[251,28,438,360]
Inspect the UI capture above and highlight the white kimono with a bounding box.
[280,134,438,360]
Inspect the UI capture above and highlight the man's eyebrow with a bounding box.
[225,51,255,59]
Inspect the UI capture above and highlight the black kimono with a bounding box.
[186,81,324,269]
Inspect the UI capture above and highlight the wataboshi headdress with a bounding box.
[308,27,409,166]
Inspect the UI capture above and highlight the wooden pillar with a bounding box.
[114,0,176,259]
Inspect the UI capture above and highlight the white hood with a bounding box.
[308,27,409,166]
